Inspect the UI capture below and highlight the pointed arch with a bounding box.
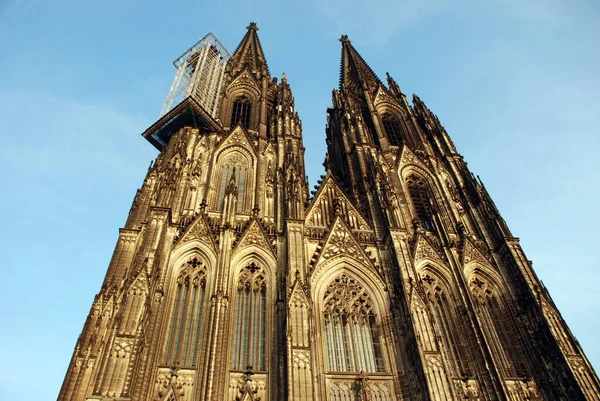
[118,273,148,336]
[464,265,529,378]
[381,112,404,147]
[224,68,260,130]
[311,260,391,377]
[417,264,473,376]
[405,173,436,231]
[231,262,267,372]
[229,249,276,375]
[211,144,255,213]
[164,256,209,368]
[231,95,252,129]
[400,162,457,235]
[321,272,385,373]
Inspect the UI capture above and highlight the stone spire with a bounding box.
[227,22,270,78]
[339,34,382,94]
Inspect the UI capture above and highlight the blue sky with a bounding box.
[1,1,599,399]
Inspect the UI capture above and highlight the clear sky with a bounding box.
[0,1,599,400]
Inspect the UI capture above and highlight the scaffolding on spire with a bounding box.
[160,32,231,118]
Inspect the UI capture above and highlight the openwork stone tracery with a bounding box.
[323,274,384,373]
[165,257,208,368]
[232,263,267,372]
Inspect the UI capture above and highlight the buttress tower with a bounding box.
[59,25,600,401]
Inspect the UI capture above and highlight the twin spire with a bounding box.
[228,23,391,95]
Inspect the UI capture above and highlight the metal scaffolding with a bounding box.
[160,32,231,118]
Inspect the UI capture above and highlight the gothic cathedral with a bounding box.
[58,24,600,401]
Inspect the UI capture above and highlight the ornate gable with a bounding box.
[289,272,309,307]
[175,213,216,251]
[462,237,491,267]
[311,217,372,268]
[127,271,149,295]
[373,85,403,113]
[218,124,257,155]
[399,146,430,171]
[233,219,275,257]
[227,68,261,97]
[413,234,445,264]
[306,174,371,231]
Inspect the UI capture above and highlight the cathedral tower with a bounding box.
[59,25,600,401]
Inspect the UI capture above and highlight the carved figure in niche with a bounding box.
[519,378,541,400]
[459,378,480,400]
[265,161,274,199]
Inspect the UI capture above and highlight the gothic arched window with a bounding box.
[232,263,267,372]
[323,274,385,373]
[382,113,404,147]
[469,275,528,377]
[406,174,436,231]
[216,154,249,213]
[165,257,207,368]
[231,96,252,129]
[421,272,472,376]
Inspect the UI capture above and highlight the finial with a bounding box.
[282,72,287,82]
[247,22,259,31]
[339,34,351,44]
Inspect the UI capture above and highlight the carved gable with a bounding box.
[413,234,445,264]
[175,214,216,251]
[233,219,275,257]
[227,68,260,96]
[373,85,403,112]
[289,276,309,308]
[306,175,371,231]
[462,238,491,266]
[313,217,371,267]
[219,125,256,154]
[399,146,431,172]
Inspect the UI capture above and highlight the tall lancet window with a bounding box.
[469,275,528,378]
[382,113,404,147]
[421,272,472,376]
[406,174,436,231]
[323,274,385,373]
[231,96,252,129]
[217,154,249,213]
[165,257,207,368]
[232,263,267,372]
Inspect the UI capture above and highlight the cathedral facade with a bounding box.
[58,24,600,401]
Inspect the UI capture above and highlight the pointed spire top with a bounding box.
[229,22,270,77]
[386,72,403,96]
[339,36,382,94]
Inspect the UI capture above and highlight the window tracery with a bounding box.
[165,257,207,368]
[323,274,385,373]
[381,113,404,147]
[421,272,472,376]
[469,274,528,377]
[406,174,436,231]
[232,263,267,372]
[231,96,252,129]
[217,153,249,213]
